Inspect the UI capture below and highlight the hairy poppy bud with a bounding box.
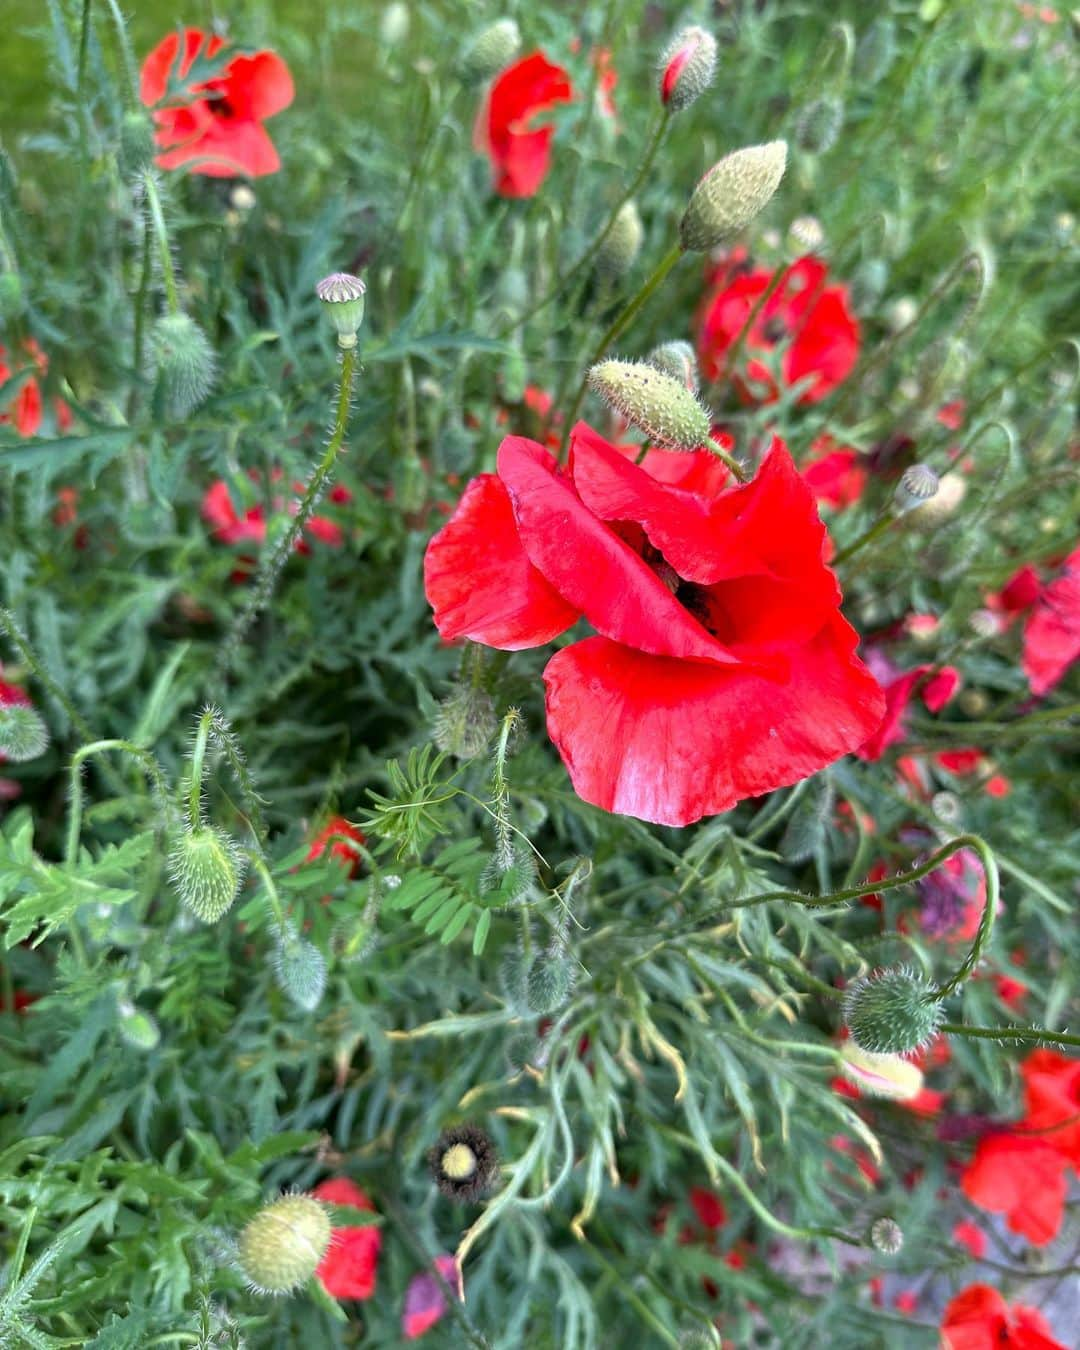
[788,215,825,253]
[843,966,942,1056]
[893,464,939,516]
[153,313,216,419]
[647,340,699,393]
[870,1217,904,1254]
[679,141,787,253]
[434,684,498,760]
[855,18,898,85]
[850,258,889,312]
[838,1043,924,1101]
[0,270,24,320]
[0,701,48,762]
[595,202,644,280]
[379,1,410,46]
[167,824,244,924]
[315,272,366,349]
[119,110,155,176]
[658,26,718,113]
[116,997,161,1051]
[795,95,844,154]
[525,949,574,1014]
[428,1124,499,1202]
[459,19,521,85]
[273,925,328,1012]
[588,359,711,451]
[238,1194,331,1295]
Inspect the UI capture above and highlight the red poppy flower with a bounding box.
[402,1254,463,1340]
[941,1283,1067,1350]
[989,564,1042,615]
[1020,1049,1080,1168]
[689,1187,726,1230]
[960,1133,1068,1246]
[425,424,884,825]
[697,256,860,404]
[857,663,957,760]
[201,476,344,556]
[1021,545,1080,696]
[306,816,365,878]
[311,1177,381,1300]
[800,437,867,509]
[140,28,294,177]
[952,1220,987,1260]
[474,52,574,198]
[0,340,72,438]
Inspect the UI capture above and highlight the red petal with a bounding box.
[1022,551,1080,695]
[424,471,578,649]
[156,117,282,177]
[543,619,884,826]
[941,1284,1009,1350]
[961,1134,1067,1246]
[483,51,573,197]
[223,50,295,120]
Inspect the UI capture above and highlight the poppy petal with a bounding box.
[156,117,282,177]
[224,50,295,120]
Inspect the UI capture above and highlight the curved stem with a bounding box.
[712,1153,863,1246]
[706,435,749,483]
[77,0,93,93]
[66,739,172,865]
[831,513,893,566]
[941,1023,1080,1050]
[187,709,213,826]
[142,172,180,315]
[928,834,998,1001]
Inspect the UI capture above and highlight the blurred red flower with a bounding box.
[1021,545,1080,696]
[697,255,859,404]
[0,340,73,438]
[402,1255,463,1339]
[311,1177,381,1300]
[425,423,884,825]
[475,52,573,197]
[952,1220,987,1260]
[941,1282,1067,1349]
[800,437,867,510]
[960,1132,1068,1246]
[140,28,294,177]
[1020,1049,1080,1169]
[856,662,959,760]
[306,815,365,878]
[201,474,345,559]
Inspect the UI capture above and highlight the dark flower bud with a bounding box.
[428,1124,499,1202]
[843,966,943,1056]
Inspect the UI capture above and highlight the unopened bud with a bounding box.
[434,685,498,760]
[230,184,256,212]
[116,998,161,1051]
[843,966,942,1056]
[658,26,718,113]
[646,340,699,394]
[893,464,939,516]
[273,925,327,1012]
[795,95,844,154]
[459,19,521,85]
[886,296,918,333]
[595,202,644,280]
[0,701,48,762]
[238,1194,331,1295]
[379,1,410,46]
[0,271,24,320]
[525,950,574,1014]
[850,258,888,312]
[588,359,711,451]
[838,1043,924,1102]
[119,110,155,176]
[855,18,898,85]
[679,141,787,252]
[153,313,216,418]
[167,824,244,924]
[315,272,366,349]
[788,214,824,254]
[870,1217,904,1255]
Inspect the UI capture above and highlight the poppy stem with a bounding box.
[101,0,139,106]
[705,435,750,483]
[77,0,93,94]
[928,834,998,1002]
[831,513,892,566]
[0,606,97,749]
[142,171,181,315]
[559,242,683,458]
[940,1024,1080,1049]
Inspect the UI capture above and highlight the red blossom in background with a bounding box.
[960,1132,1068,1246]
[856,660,960,760]
[697,255,860,404]
[402,1255,463,1339]
[201,474,347,566]
[140,28,294,177]
[424,423,884,825]
[0,340,73,438]
[952,1220,987,1260]
[311,1177,381,1300]
[474,52,574,198]
[305,815,365,877]
[1020,1050,1080,1168]
[1021,545,1080,696]
[799,436,867,510]
[940,1283,1067,1349]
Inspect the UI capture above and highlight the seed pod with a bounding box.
[843,966,943,1056]
[153,313,216,419]
[914,472,967,525]
[588,359,712,451]
[679,141,787,253]
[870,1217,904,1255]
[237,1194,331,1295]
[315,272,366,349]
[167,824,244,924]
[595,202,644,280]
[459,19,521,85]
[795,95,844,154]
[525,950,574,1014]
[273,926,328,1012]
[893,464,939,516]
[119,110,155,177]
[0,701,48,762]
[647,340,699,393]
[658,26,718,113]
[434,685,498,760]
[838,1043,925,1101]
[428,1124,499,1202]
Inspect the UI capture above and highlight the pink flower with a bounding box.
[402,1255,463,1340]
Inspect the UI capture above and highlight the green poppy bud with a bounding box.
[153,313,216,419]
[525,950,574,1015]
[273,926,327,1012]
[679,141,787,253]
[434,684,498,760]
[595,202,644,280]
[588,359,712,451]
[0,702,48,762]
[119,110,156,177]
[843,966,943,1056]
[459,19,521,85]
[647,340,699,394]
[795,95,844,154]
[238,1194,331,1295]
[167,824,244,924]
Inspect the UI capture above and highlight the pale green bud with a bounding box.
[525,950,574,1014]
[119,110,155,177]
[459,19,521,85]
[153,313,216,418]
[238,1194,331,1295]
[0,702,48,762]
[167,824,244,924]
[273,927,327,1012]
[647,340,699,394]
[595,202,644,280]
[843,966,943,1056]
[795,95,844,154]
[588,359,711,451]
[679,141,787,252]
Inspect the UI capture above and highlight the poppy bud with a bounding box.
[843,966,942,1056]
[594,202,644,280]
[658,26,718,113]
[525,949,574,1014]
[379,1,410,47]
[885,296,918,332]
[870,1217,904,1254]
[434,685,498,760]
[855,18,898,85]
[428,1124,499,1202]
[0,702,48,762]
[116,997,161,1051]
[588,359,711,451]
[230,184,256,213]
[315,272,366,349]
[238,1193,332,1295]
[795,95,844,154]
[119,110,155,176]
[273,925,327,1012]
[647,340,699,394]
[167,824,244,924]
[459,19,521,85]
[788,214,825,253]
[850,257,889,313]
[0,271,24,320]
[838,1043,924,1101]
[679,141,787,253]
[153,313,216,419]
[892,464,939,516]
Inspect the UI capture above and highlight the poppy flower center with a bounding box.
[763,316,788,343]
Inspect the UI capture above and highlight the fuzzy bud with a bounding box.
[679,141,787,253]
[428,1124,499,1202]
[893,464,940,516]
[855,18,898,85]
[838,1043,925,1102]
[595,202,644,280]
[167,824,244,924]
[588,359,711,451]
[459,19,521,85]
[525,950,574,1015]
[0,271,24,320]
[273,926,327,1012]
[0,702,49,762]
[870,1217,904,1255]
[434,685,498,760]
[658,26,718,113]
[788,214,825,254]
[795,95,844,155]
[153,313,216,419]
[850,258,889,313]
[646,340,699,394]
[843,966,943,1056]
[238,1194,331,1295]
[119,110,155,176]
[315,272,366,349]
[379,1,410,47]
[116,998,161,1051]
